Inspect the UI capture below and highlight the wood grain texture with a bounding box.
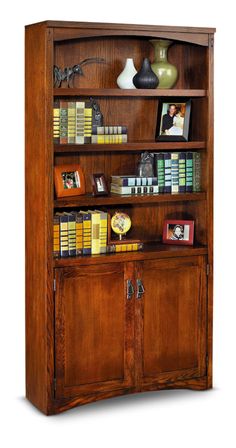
[54,192,206,207]
[54,88,207,97]
[53,243,208,267]
[27,20,216,34]
[25,20,214,415]
[54,141,206,153]
[55,263,135,398]
[206,35,214,388]
[50,374,208,415]
[25,23,54,414]
[136,256,207,386]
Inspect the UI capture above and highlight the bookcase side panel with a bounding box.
[25,24,54,414]
[206,34,214,388]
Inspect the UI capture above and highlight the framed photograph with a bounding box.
[91,173,109,196]
[156,99,191,141]
[163,220,194,245]
[54,164,85,198]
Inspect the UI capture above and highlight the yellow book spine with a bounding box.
[91,213,100,255]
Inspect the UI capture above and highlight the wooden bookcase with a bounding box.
[25,21,215,415]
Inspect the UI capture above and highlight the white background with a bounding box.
[0,0,235,446]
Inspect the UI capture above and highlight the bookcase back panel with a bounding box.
[54,152,139,194]
[54,37,207,89]
[54,149,207,196]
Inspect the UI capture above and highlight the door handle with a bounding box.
[126,279,134,300]
[136,279,145,299]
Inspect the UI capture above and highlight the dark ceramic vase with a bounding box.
[133,58,159,89]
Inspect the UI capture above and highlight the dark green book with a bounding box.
[186,152,193,193]
[193,152,201,192]
[155,153,165,194]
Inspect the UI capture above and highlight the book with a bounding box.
[107,242,144,253]
[186,152,193,193]
[92,125,128,135]
[59,101,68,144]
[53,214,60,257]
[110,184,159,195]
[84,102,93,143]
[89,211,101,255]
[193,152,201,192]
[80,211,92,255]
[91,134,128,144]
[65,213,76,256]
[111,176,158,187]
[53,100,60,144]
[95,210,108,254]
[58,213,69,257]
[68,102,76,144]
[76,101,85,144]
[164,153,171,193]
[171,153,179,193]
[178,152,186,193]
[155,153,165,194]
[75,212,83,255]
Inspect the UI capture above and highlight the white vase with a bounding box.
[117,58,137,89]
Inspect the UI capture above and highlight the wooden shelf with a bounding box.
[53,242,208,267]
[54,88,207,98]
[54,192,206,208]
[54,141,206,153]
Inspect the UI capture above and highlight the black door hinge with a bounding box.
[53,378,56,391]
[206,264,210,276]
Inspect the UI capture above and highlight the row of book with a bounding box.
[153,152,201,194]
[53,100,128,144]
[110,152,201,195]
[54,210,108,257]
[53,211,143,257]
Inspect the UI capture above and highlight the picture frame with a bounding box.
[91,173,109,196]
[54,164,85,198]
[162,220,194,245]
[156,99,191,142]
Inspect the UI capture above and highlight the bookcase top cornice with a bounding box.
[25,20,216,34]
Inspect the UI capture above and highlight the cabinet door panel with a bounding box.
[55,262,134,399]
[136,256,207,386]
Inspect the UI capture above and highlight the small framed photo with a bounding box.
[91,173,109,196]
[156,99,191,141]
[163,220,194,245]
[54,164,85,197]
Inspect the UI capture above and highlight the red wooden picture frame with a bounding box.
[162,220,194,245]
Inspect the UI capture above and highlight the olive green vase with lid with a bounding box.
[150,39,178,88]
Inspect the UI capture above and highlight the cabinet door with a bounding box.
[55,262,134,399]
[135,256,207,386]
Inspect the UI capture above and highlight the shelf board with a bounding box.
[53,242,208,267]
[54,192,206,208]
[54,141,206,153]
[54,88,207,98]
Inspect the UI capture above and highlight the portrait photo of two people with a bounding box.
[157,100,191,141]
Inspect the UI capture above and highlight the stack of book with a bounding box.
[53,210,108,258]
[110,175,159,195]
[53,100,128,145]
[91,126,128,144]
[154,151,201,194]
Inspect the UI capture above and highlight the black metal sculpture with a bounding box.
[90,97,103,127]
[54,57,106,88]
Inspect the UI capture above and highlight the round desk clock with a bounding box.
[111,211,132,240]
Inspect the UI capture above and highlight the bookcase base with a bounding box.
[30,376,211,415]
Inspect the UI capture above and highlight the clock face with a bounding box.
[111,212,132,236]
